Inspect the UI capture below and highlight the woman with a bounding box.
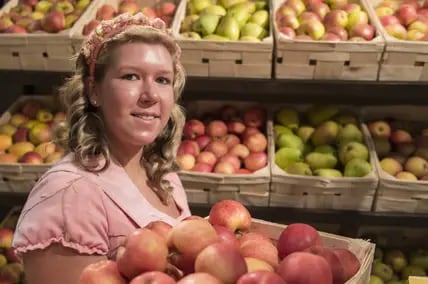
[12,13,191,283]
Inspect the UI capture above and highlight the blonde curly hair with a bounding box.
[56,24,186,204]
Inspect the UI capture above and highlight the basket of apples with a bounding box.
[172,0,273,78]
[363,106,428,214]
[365,0,428,81]
[273,0,384,80]
[71,0,179,50]
[79,199,375,284]
[176,101,271,207]
[0,0,95,71]
[269,104,378,211]
[0,95,66,193]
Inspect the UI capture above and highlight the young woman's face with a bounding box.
[95,42,175,151]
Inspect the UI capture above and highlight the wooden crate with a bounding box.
[364,0,428,81]
[0,95,63,193]
[178,101,271,207]
[0,0,98,71]
[273,0,385,80]
[251,218,375,284]
[362,106,428,214]
[172,0,273,78]
[269,105,379,211]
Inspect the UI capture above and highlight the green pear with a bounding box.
[226,6,250,28]
[369,275,385,284]
[297,126,314,143]
[372,262,394,282]
[275,147,302,170]
[314,144,336,155]
[248,10,269,28]
[229,1,256,14]
[241,22,265,39]
[219,0,247,9]
[274,124,293,139]
[384,249,408,273]
[303,144,313,156]
[311,121,339,146]
[181,14,199,32]
[409,251,428,270]
[216,16,240,40]
[203,34,230,40]
[191,0,212,13]
[200,5,227,16]
[239,36,261,41]
[339,141,369,165]
[193,14,221,36]
[255,1,267,10]
[386,281,406,284]
[337,123,363,145]
[307,105,339,126]
[401,265,426,279]
[285,162,312,176]
[314,168,343,177]
[334,112,358,125]
[180,31,202,39]
[344,158,372,177]
[373,138,391,158]
[275,108,299,130]
[276,133,304,152]
[305,152,337,170]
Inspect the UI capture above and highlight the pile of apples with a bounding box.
[176,105,268,174]
[0,218,25,283]
[368,120,428,181]
[80,199,362,284]
[374,0,428,41]
[275,0,377,41]
[0,99,65,165]
[274,105,372,178]
[179,0,270,41]
[82,0,177,35]
[0,0,92,33]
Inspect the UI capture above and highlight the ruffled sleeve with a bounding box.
[12,172,110,260]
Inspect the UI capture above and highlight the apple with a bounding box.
[349,23,375,41]
[277,223,321,259]
[223,134,241,149]
[118,1,140,15]
[83,20,100,36]
[0,124,16,136]
[219,154,241,171]
[321,32,341,41]
[197,151,217,166]
[395,171,418,180]
[184,119,205,139]
[35,142,56,159]
[195,135,212,150]
[19,151,44,164]
[395,142,416,156]
[277,252,333,284]
[243,107,265,129]
[244,257,274,272]
[391,129,413,144]
[6,247,19,263]
[405,156,428,178]
[0,17,13,32]
[240,240,279,268]
[299,11,321,23]
[129,271,176,284]
[157,2,176,17]
[205,140,228,158]
[207,120,228,138]
[379,15,400,26]
[375,6,394,17]
[278,14,300,30]
[192,162,213,172]
[195,242,247,284]
[408,20,428,33]
[208,199,252,233]
[229,144,250,159]
[141,7,157,18]
[0,228,14,248]
[239,231,271,245]
[326,26,348,40]
[227,121,246,135]
[237,271,286,284]
[80,260,127,284]
[332,248,361,281]
[177,272,223,284]
[297,19,326,39]
[9,114,28,127]
[279,26,297,38]
[96,4,116,20]
[21,100,40,119]
[286,0,306,16]
[241,127,261,141]
[397,4,418,26]
[403,0,420,10]
[236,168,252,174]
[219,105,240,121]
[41,11,65,33]
[343,3,361,14]
[380,157,403,176]
[347,10,368,29]
[213,225,240,249]
[311,3,330,20]
[244,152,267,172]
[378,0,400,11]
[214,161,236,174]
[29,123,52,145]
[178,140,200,156]
[244,133,267,152]
[305,245,345,284]
[407,29,425,40]
[145,221,172,243]
[323,10,348,29]
[385,23,408,39]
[177,154,196,170]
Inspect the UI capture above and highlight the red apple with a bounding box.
[277,223,322,259]
[343,3,361,14]
[245,257,274,272]
[219,154,241,171]
[380,15,400,26]
[141,6,157,18]
[6,24,27,33]
[214,161,236,174]
[278,14,300,29]
[239,232,271,245]
[6,247,19,263]
[286,0,306,15]
[243,107,265,128]
[303,0,321,9]
[368,120,391,137]
[192,162,213,173]
[299,11,321,23]
[83,19,100,35]
[237,271,286,284]
[168,252,195,275]
[195,242,247,284]
[195,135,212,150]
[397,4,418,26]
[96,4,116,20]
[332,248,361,281]
[219,105,240,121]
[323,10,348,29]
[207,120,228,138]
[277,252,333,284]
[21,100,41,119]
[403,0,420,10]
[321,34,341,43]
[241,127,261,141]
[424,0,428,9]
[0,228,14,249]
[395,142,416,156]
[244,133,267,152]
[118,1,140,15]
[178,140,200,156]
[349,23,375,41]
[208,199,252,233]
[177,272,223,284]
[206,140,228,158]
[326,26,348,40]
[311,2,330,20]
[229,144,250,159]
[419,8,428,19]
[19,151,43,164]
[391,129,413,144]
[80,260,127,284]
[177,154,196,171]
[130,271,176,284]
[157,2,176,17]
[12,127,29,143]
[41,11,65,33]
[184,119,205,139]
[279,26,297,38]
[305,245,346,284]
[240,240,279,268]
[244,152,267,172]
[385,23,407,39]
[236,168,252,174]
[213,225,240,249]
[223,134,241,149]
[146,221,172,243]
[197,151,217,166]
[227,121,246,135]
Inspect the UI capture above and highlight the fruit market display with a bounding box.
[82,0,177,35]
[368,119,428,181]
[373,0,428,41]
[0,0,92,33]
[275,0,377,41]
[179,0,270,41]
[176,105,268,174]
[0,99,65,165]
[274,105,373,178]
[80,199,363,284]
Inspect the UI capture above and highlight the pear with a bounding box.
[226,5,251,28]
[275,108,299,130]
[180,31,202,39]
[255,1,267,10]
[274,124,293,136]
[241,23,265,39]
[337,123,363,145]
[276,133,304,152]
[314,144,336,155]
[303,144,313,156]
[311,120,339,146]
[285,162,312,175]
[334,112,358,125]
[384,249,408,272]
[369,275,384,284]
[339,141,369,165]
[344,158,372,177]
[181,14,199,32]
[372,262,394,282]
[297,126,314,143]
[409,250,428,270]
[203,34,230,40]
[248,10,269,28]
[191,0,212,13]
[305,152,337,170]
[239,36,261,41]
[216,16,240,40]
[218,0,247,9]
[192,14,221,36]
[401,265,426,279]
[314,168,343,177]
[200,5,227,16]
[229,1,256,14]
[307,105,339,126]
[275,147,302,170]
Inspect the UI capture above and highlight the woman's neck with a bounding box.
[109,144,144,174]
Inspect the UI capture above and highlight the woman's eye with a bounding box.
[121,74,139,81]
[157,77,172,85]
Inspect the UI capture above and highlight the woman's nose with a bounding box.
[139,80,159,103]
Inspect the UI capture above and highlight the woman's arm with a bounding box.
[23,244,107,284]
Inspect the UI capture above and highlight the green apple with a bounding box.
[285,162,312,175]
[307,105,339,126]
[276,133,304,152]
[297,126,314,143]
[216,15,240,40]
[339,141,369,165]
[369,275,384,284]
[248,10,269,28]
[275,147,302,170]
[384,249,408,272]
[401,265,426,279]
[203,34,230,40]
[241,22,265,39]
[337,123,363,145]
[311,121,339,146]
[372,262,394,282]
[192,14,221,36]
[275,108,299,130]
[344,158,372,177]
[314,168,343,177]
[201,5,227,16]
[314,144,336,155]
[305,152,337,170]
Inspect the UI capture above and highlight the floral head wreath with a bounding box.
[80,12,181,87]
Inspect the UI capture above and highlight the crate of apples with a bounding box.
[176,102,270,206]
[270,105,378,210]
[80,199,374,284]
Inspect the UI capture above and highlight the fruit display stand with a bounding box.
[273,0,385,80]
[177,101,271,207]
[269,105,379,211]
[171,0,273,78]
[363,106,428,214]
[365,0,428,82]
[0,0,97,71]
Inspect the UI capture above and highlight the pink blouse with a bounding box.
[12,153,191,260]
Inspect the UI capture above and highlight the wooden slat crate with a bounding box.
[273,0,385,80]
